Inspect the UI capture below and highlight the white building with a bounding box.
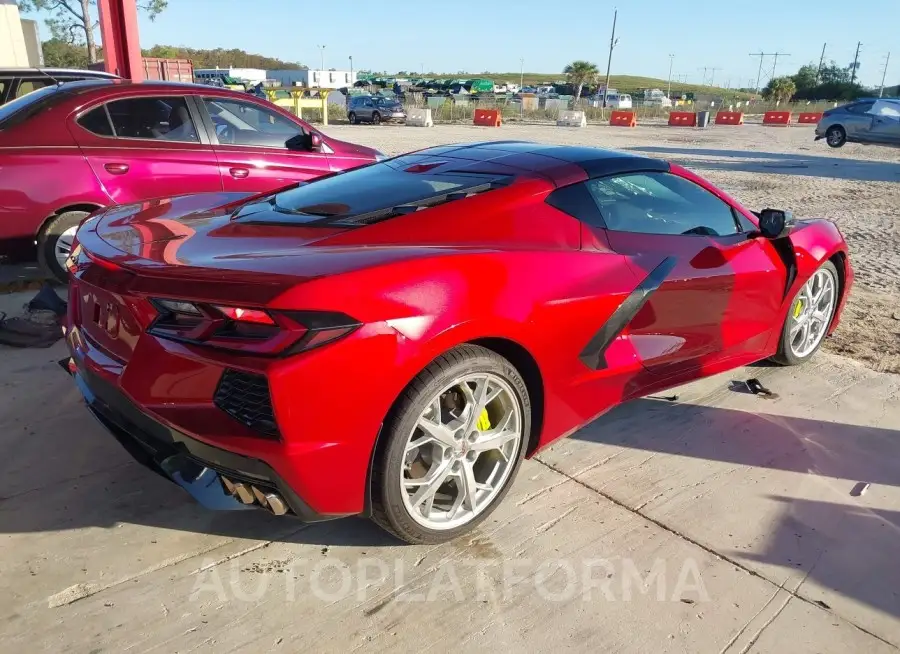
[195,67,267,85]
[267,69,356,90]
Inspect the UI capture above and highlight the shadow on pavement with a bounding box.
[2,378,899,621]
[626,145,900,183]
[569,398,900,622]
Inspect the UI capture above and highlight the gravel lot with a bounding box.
[324,122,900,372]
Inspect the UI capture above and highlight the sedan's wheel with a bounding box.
[37,210,91,284]
[372,112,381,125]
[772,261,839,366]
[826,125,846,148]
[348,112,357,124]
[371,345,529,544]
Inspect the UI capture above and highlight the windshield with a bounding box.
[253,161,508,225]
[0,84,65,125]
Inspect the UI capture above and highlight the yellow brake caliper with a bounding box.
[476,408,492,431]
[793,298,804,319]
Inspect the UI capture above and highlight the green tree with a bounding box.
[763,76,797,102]
[563,60,600,104]
[19,0,168,63]
[792,64,818,91]
[819,61,851,85]
[41,37,90,67]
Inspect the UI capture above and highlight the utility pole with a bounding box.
[749,52,770,92]
[879,52,891,97]
[317,45,326,73]
[520,57,524,91]
[349,56,353,83]
[851,42,862,84]
[667,54,674,99]
[602,8,618,107]
[816,43,826,82]
[709,67,722,86]
[771,52,790,79]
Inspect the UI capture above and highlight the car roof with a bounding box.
[406,141,668,183]
[0,67,119,78]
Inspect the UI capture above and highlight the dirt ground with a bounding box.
[323,122,900,373]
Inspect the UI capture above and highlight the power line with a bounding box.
[770,52,790,79]
[749,52,774,92]
[879,52,891,97]
[697,66,722,86]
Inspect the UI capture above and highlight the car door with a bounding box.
[866,101,900,145]
[72,94,224,204]
[841,101,876,142]
[580,171,786,383]
[199,95,332,192]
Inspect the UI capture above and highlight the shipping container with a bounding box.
[88,58,194,83]
[142,58,193,83]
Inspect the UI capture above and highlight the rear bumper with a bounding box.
[66,359,341,522]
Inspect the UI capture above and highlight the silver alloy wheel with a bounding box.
[55,225,78,271]
[789,267,837,358]
[826,128,844,146]
[400,373,523,530]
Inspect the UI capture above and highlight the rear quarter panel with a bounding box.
[0,110,108,242]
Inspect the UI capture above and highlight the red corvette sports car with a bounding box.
[63,142,853,544]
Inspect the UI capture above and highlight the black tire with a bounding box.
[372,112,381,125]
[370,344,530,544]
[348,112,357,125]
[37,210,90,284]
[825,125,846,148]
[771,260,839,366]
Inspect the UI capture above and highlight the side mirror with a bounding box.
[758,208,792,239]
[286,133,323,152]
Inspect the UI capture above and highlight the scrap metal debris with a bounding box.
[850,482,870,497]
[730,378,779,399]
[0,284,66,349]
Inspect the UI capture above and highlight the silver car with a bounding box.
[815,98,900,148]
[347,95,406,125]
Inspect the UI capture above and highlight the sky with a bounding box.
[22,0,898,88]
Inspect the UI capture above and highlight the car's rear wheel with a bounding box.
[826,125,846,148]
[37,210,90,283]
[772,261,839,366]
[348,112,357,124]
[371,344,530,544]
[372,112,381,125]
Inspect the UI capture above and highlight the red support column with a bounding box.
[96,0,143,81]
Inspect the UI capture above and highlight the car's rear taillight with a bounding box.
[147,299,359,356]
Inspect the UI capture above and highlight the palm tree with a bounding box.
[563,60,600,105]
[764,76,797,103]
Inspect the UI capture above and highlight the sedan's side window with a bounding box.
[79,96,200,142]
[585,172,741,237]
[845,101,875,115]
[202,97,303,148]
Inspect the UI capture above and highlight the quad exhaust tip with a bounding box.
[221,476,288,516]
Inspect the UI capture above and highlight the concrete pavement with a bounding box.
[0,285,897,652]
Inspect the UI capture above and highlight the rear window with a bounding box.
[243,161,509,226]
[0,84,68,128]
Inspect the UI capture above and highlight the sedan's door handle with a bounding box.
[229,167,250,179]
[104,163,129,175]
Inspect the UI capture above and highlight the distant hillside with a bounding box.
[40,40,305,71]
[143,45,304,70]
